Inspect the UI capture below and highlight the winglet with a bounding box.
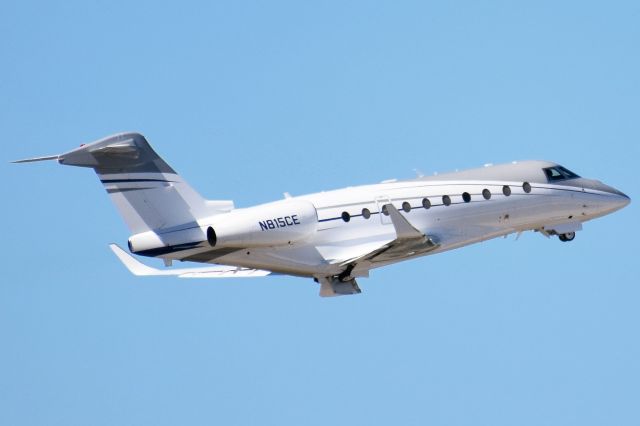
[384,204,424,239]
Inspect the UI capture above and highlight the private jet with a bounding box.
[14,133,630,296]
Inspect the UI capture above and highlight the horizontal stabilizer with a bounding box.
[12,155,59,164]
[109,244,271,278]
[14,132,236,234]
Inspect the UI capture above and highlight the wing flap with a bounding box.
[316,239,394,265]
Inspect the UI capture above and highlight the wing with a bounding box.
[109,244,271,278]
[314,204,440,297]
[341,204,439,266]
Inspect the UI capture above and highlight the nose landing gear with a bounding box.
[558,232,576,242]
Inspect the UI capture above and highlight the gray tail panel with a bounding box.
[58,132,175,174]
[58,132,218,234]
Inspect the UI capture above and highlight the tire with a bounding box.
[559,232,575,242]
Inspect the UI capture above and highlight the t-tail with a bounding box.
[13,132,234,256]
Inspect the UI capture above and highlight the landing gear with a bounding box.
[558,232,575,242]
[316,276,361,297]
[337,263,356,283]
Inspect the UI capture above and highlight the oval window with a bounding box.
[442,195,451,206]
[462,192,471,203]
[381,205,389,216]
[523,182,532,193]
[422,198,431,209]
[362,208,371,219]
[482,189,491,200]
[503,185,511,196]
[402,201,411,213]
[341,211,351,222]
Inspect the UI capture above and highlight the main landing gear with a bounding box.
[558,232,576,242]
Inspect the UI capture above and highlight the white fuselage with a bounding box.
[17,133,630,296]
[169,162,629,279]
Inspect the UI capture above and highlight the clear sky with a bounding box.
[2,1,639,425]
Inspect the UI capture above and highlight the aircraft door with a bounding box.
[375,196,393,225]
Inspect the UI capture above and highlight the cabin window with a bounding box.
[381,205,390,216]
[462,192,471,203]
[503,185,511,196]
[523,182,532,193]
[341,211,351,222]
[442,195,451,206]
[402,201,411,213]
[482,189,491,200]
[362,208,371,219]
[422,198,431,209]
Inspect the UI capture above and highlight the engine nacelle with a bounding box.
[205,199,318,248]
[127,199,318,254]
[128,226,207,255]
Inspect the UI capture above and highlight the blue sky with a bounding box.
[2,1,639,425]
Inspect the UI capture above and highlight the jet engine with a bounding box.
[127,227,208,254]
[127,199,318,255]
[205,199,318,248]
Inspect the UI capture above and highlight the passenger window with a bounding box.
[341,211,351,222]
[523,182,531,193]
[362,208,371,219]
[482,189,491,200]
[402,201,411,213]
[462,192,471,203]
[422,198,431,209]
[442,195,451,206]
[503,185,511,196]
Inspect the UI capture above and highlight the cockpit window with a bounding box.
[558,166,580,179]
[543,166,580,181]
[544,167,564,180]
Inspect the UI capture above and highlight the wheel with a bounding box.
[559,232,575,242]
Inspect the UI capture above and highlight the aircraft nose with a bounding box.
[596,182,631,211]
[614,191,631,209]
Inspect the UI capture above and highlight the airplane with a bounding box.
[14,132,630,296]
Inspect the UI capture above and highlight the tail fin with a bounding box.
[17,132,233,234]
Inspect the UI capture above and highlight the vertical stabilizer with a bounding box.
[54,132,231,234]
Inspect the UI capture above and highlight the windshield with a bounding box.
[543,166,580,181]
